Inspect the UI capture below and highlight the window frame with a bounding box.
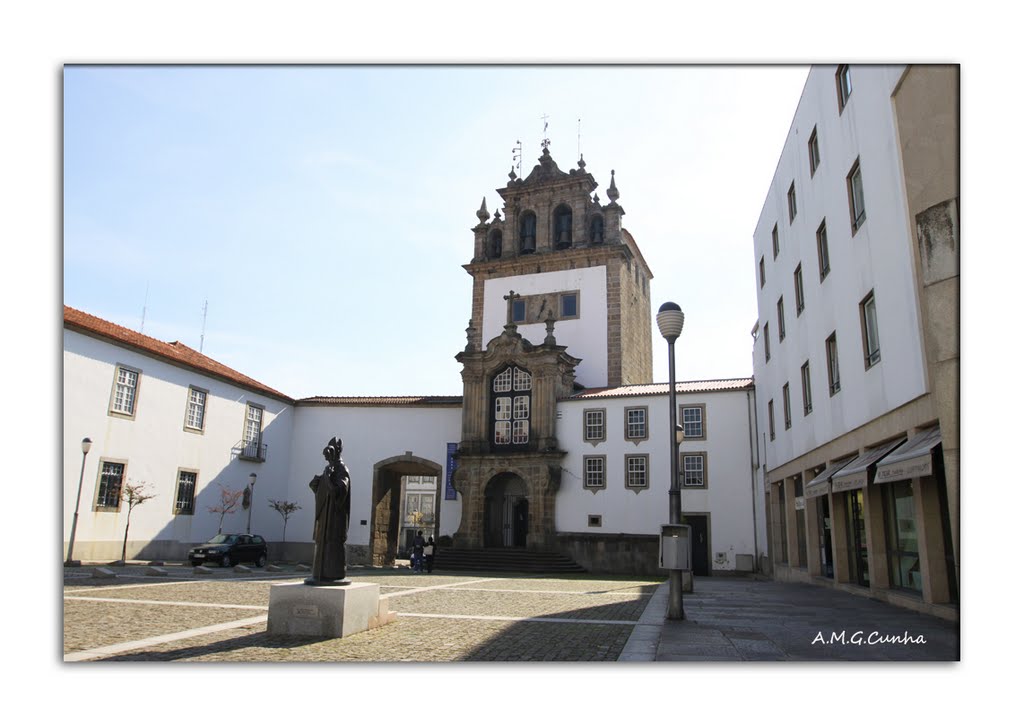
[583,455,607,492]
[777,296,786,342]
[836,65,853,113]
[847,159,866,234]
[183,385,209,434]
[787,183,797,223]
[759,256,766,288]
[826,332,841,396]
[768,399,776,441]
[93,458,127,512]
[108,364,142,419]
[680,451,708,489]
[816,219,831,281]
[783,383,792,430]
[625,454,650,492]
[794,263,805,316]
[764,322,771,362]
[860,290,881,369]
[492,365,532,448]
[583,408,606,445]
[243,402,264,448]
[680,403,707,441]
[624,406,649,444]
[560,291,580,320]
[511,299,526,323]
[808,126,820,176]
[772,224,780,258]
[801,361,813,415]
[173,468,199,516]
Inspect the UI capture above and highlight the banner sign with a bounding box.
[445,443,458,500]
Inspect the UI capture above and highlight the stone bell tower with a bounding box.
[451,146,654,552]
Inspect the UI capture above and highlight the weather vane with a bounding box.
[512,139,522,178]
[541,113,550,150]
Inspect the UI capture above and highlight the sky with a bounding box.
[63,64,810,398]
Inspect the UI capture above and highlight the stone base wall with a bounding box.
[554,532,661,576]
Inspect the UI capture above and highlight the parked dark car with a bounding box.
[188,534,267,568]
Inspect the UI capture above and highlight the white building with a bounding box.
[751,65,958,619]
[63,146,765,576]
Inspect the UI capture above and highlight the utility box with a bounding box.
[659,524,691,571]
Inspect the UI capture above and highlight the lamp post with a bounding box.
[657,302,685,620]
[246,473,257,534]
[65,437,92,567]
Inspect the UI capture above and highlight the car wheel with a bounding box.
[222,554,232,568]
[256,553,267,568]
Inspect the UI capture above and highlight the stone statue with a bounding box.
[305,436,351,586]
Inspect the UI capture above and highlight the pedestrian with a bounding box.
[413,530,425,572]
[424,536,435,574]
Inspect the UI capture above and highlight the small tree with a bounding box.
[120,480,156,564]
[208,485,244,534]
[268,499,301,543]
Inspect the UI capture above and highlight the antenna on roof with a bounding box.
[139,283,149,334]
[512,139,522,178]
[199,299,208,353]
[541,113,550,150]
[577,117,582,160]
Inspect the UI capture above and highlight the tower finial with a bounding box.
[607,169,620,202]
[477,197,489,223]
[541,113,550,150]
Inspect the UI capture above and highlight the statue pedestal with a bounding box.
[267,581,395,638]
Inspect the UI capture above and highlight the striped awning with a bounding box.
[804,456,856,499]
[873,426,942,484]
[831,438,907,493]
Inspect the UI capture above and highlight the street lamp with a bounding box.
[246,473,257,534]
[657,302,685,620]
[65,437,92,567]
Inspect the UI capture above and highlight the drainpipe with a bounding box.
[746,387,761,575]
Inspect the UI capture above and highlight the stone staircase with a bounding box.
[433,547,587,574]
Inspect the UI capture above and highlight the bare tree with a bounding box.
[208,485,244,534]
[120,480,156,564]
[268,499,302,543]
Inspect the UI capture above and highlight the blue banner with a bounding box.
[445,443,458,500]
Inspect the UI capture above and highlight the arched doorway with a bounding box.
[371,453,443,567]
[483,473,529,548]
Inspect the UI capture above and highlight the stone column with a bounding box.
[830,491,852,584]
[783,477,800,570]
[863,482,890,591]
[914,475,951,605]
[805,469,823,577]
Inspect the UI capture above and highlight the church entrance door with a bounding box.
[484,473,528,548]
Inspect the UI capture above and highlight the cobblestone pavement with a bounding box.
[652,578,960,661]
[63,564,660,662]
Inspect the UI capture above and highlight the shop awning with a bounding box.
[873,425,942,484]
[804,456,856,499]
[830,438,906,493]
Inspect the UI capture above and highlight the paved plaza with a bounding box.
[62,564,958,662]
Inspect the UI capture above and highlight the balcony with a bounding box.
[236,439,267,463]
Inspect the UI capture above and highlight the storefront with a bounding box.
[804,457,854,579]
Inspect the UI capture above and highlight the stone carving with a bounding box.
[306,436,351,586]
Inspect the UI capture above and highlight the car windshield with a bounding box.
[208,534,236,544]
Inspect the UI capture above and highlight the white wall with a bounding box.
[284,405,463,547]
[482,267,608,388]
[63,329,294,555]
[554,388,760,571]
[752,65,928,472]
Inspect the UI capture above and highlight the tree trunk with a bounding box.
[121,509,132,563]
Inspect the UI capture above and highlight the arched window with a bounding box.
[589,214,604,244]
[554,204,572,249]
[519,212,537,254]
[492,365,532,447]
[488,229,503,259]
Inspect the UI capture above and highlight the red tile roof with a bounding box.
[298,395,463,407]
[568,378,753,400]
[64,305,294,403]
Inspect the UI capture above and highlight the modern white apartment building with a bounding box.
[752,65,958,619]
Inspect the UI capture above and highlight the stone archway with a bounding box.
[370,452,443,567]
[483,472,529,548]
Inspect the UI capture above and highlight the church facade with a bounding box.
[62,147,766,576]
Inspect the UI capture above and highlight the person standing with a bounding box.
[424,536,435,574]
[413,530,425,572]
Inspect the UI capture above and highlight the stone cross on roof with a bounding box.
[504,290,521,329]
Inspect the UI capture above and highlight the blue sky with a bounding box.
[63,65,810,398]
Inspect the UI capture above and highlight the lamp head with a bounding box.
[657,302,685,342]
[81,437,92,455]
[249,473,257,486]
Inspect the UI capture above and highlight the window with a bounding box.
[777,296,786,342]
[519,211,537,253]
[584,409,606,444]
[624,406,648,442]
[885,480,921,592]
[553,204,573,249]
[787,183,797,223]
[488,229,503,259]
[764,322,771,362]
[512,299,526,323]
[243,403,264,457]
[185,387,207,432]
[836,64,853,113]
[759,256,766,288]
[848,159,866,233]
[589,214,605,244]
[794,264,805,315]
[174,469,197,515]
[801,361,813,415]
[783,383,792,429]
[681,452,707,488]
[95,460,125,511]
[808,126,820,175]
[816,219,830,281]
[768,399,775,441]
[110,365,140,417]
[493,365,531,447]
[584,456,606,491]
[681,404,706,440]
[860,291,881,368]
[826,332,841,396]
[588,514,602,527]
[772,224,780,258]
[625,454,650,491]
[560,292,579,319]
